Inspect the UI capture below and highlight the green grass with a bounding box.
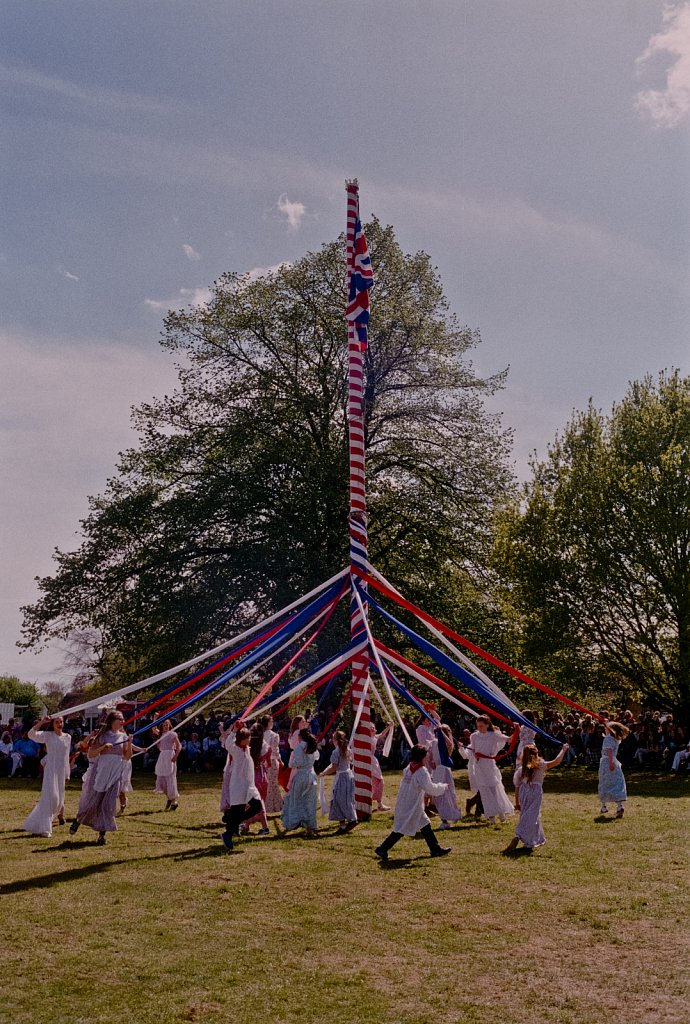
[2,768,688,1024]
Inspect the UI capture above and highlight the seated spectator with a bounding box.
[0,730,13,777]
[185,733,202,772]
[11,731,42,777]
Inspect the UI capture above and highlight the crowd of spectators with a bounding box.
[1,702,688,781]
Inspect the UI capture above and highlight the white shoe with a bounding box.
[438,822,451,830]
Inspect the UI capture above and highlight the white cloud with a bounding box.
[183,243,201,261]
[244,262,290,282]
[277,193,306,231]
[0,60,182,117]
[635,3,690,128]
[145,286,212,312]
[59,268,80,282]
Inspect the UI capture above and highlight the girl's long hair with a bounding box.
[333,730,349,760]
[299,727,317,755]
[249,724,264,767]
[290,715,306,735]
[440,724,454,756]
[93,710,122,746]
[520,744,541,782]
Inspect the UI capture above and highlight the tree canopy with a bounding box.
[0,676,43,718]
[496,370,690,718]
[21,220,513,682]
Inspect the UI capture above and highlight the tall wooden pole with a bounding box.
[345,180,373,819]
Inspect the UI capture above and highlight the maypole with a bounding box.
[345,179,373,819]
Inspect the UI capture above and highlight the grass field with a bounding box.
[2,768,688,1024]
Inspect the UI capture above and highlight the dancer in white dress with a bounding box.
[467,715,515,823]
[23,716,71,837]
[430,725,462,828]
[70,711,132,844]
[220,727,263,850]
[154,719,182,810]
[219,720,237,816]
[374,744,451,862]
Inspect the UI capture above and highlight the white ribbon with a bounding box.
[58,568,350,718]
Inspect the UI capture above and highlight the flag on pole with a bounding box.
[345,212,373,349]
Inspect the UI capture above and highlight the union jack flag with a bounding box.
[345,216,373,349]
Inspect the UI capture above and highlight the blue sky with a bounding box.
[1,1,689,685]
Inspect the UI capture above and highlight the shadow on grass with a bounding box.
[33,839,104,852]
[173,844,238,860]
[501,847,534,858]
[0,858,127,894]
[594,814,621,825]
[375,857,426,870]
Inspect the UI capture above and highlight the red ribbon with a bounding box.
[375,641,512,724]
[355,568,604,723]
[473,725,520,761]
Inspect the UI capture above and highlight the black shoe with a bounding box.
[69,820,80,835]
[96,833,106,846]
[221,831,234,850]
[374,846,388,862]
[430,846,451,858]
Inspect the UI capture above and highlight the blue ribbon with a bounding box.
[133,579,345,736]
[359,582,558,746]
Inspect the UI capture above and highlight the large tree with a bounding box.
[495,370,690,718]
[21,220,513,681]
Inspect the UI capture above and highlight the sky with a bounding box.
[1,0,689,687]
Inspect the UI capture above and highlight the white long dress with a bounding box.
[23,729,71,836]
[430,739,462,822]
[220,731,235,813]
[78,731,128,833]
[468,730,514,820]
[227,744,260,807]
[154,731,180,800]
[393,765,447,836]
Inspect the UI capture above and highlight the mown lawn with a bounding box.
[2,768,688,1024]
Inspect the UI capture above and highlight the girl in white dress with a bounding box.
[374,744,451,862]
[220,727,263,850]
[70,711,132,844]
[154,719,182,810]
[219,720,237,817]
[430,725,462,828]
[23,716,72,838]
[467,715,515,823]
